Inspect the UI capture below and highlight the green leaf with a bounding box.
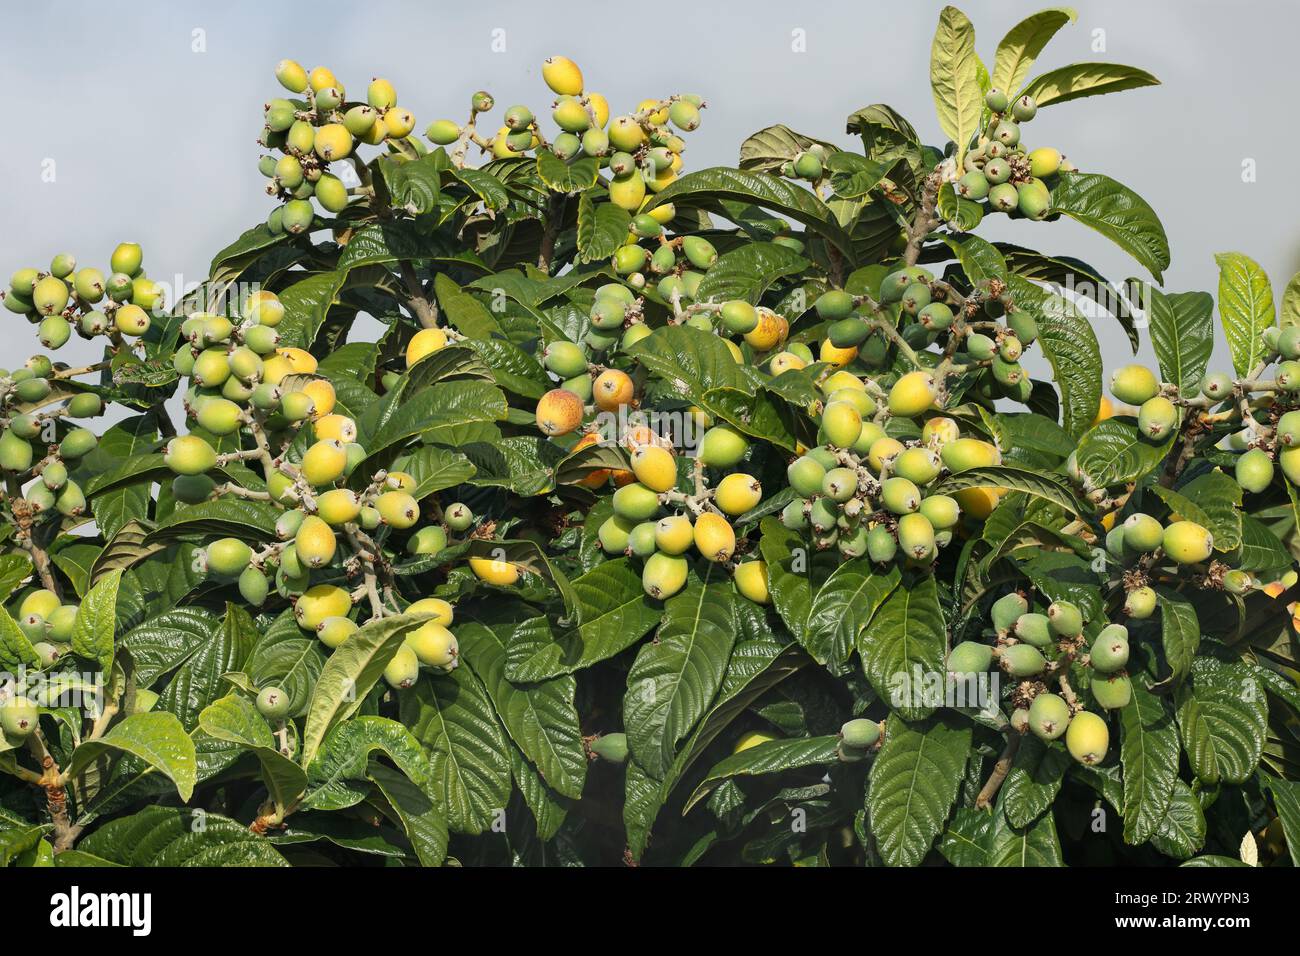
[243,612,325,718]
[66,713,197,802]
[1120,681,1179,845]
[623,759,666,863]
[198,694,307,811]
[627,323,752,397]
[267,812,411,858]
[942,233,1007,283]
[988,789,1065,865]
[1149,779,1207,860]
[71,569,121,675]
[209,223,286,276]
[940,807,994,866]
[0,610,39,672]
[1050,172,1169,282]
[990,8,1077,95]
[510,747,569,842]
[300,612,426,767]
[335,222,487,274]
[1261,773,1300,866]
[823,152,893,200]
[555,439,631,490]
[624,568,736,779]
[457,613,586,800]
[1075,417,1173,488]
[1005,275,1101,438]
[401,445,477,499]
[575,190,630,263]
[1181,855,1250,868]
[1146,288,1215,396]
[739,124,839,172]
[866,713,971,867]
[76,807,287,866]
[685,736,840,813]
[452,166,510,211]
[275,270,346,349]
[1215,252,1275,378]
[694,242,810,305]
[151,603,253,729]
[1175,657,1267,785]
[644,167,853,255]
[462,337,549,399]
[1281,269,1300,327]
[399,664,512,834]
[1020,62,1160,107]
[302,715,431,811]
[461,436,563,495]
[378,153,440,214]
[623,612,805,861]
[0,554,31,606]
[148,497,279,541]
[367,763,448,867]
[929,5,985,161]
[504,558,660,681]
[89,521,162,584]
[1001,244,1139,350]
[1156,590,1200,688]
[935,465,1086,517]
[365,380,506,456]
[0,824,50,866]
[758,517,840,649]
[116,608,213,686]
[858,576,946,722]
[936,183,983,231]
[431,273,502,339]
[83,413,160,539]
[1002,736,1072,827]
[845,104,921,166]
[536,152,598,193]
[805,560,900,666]
[1235,515,1293,572]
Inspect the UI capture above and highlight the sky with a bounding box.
[1,0,1297,380]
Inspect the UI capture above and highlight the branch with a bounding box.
[902,172,942,267]
[975,731,1021,810]
[397,259,438,328]
[538,193,566,273]
[29,733,80,852]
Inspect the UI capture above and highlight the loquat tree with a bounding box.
[0,5,1295,867]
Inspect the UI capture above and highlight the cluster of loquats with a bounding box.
[949,594,1121,767]
[1064,317,1300,611]
[746,261,1045,575]
[2,243,161,347]
[424,53,703,198]
[166,287,521,701]
[260,61,419,230]
[954,89,1066,220]
[0,353,103,523]
[0,587,83,739]
[587,423,770,603]
[524,246,1087,604]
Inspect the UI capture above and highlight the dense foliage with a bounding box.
[0,5,1296,867]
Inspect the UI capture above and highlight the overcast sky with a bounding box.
[1,0,1296,378]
